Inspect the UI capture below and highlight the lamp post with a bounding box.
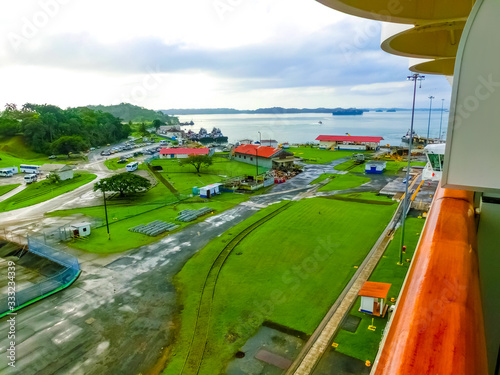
[102,183,110,240]
[256,131,261,179]
[400,73,424,265]
[439,98,445,141]
[426,95,434,144]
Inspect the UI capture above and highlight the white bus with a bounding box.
[126,161,139,172]
[20,164,41,174]
[24,174,38,184]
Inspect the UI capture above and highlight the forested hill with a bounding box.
[88,103,179,124]
[0,103,130,155]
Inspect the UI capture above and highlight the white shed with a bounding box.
[70,222,91,237]
[41,164,74,181]
[365,161,387,174]
[199,183,224,198]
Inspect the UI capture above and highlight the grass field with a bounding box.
[289,147,371,164]
[330,192,396,204]
[0,172,97,212]
[48,191,249,253]
[334,216,426,362]
[335,160,427,174]
[104,157,136,170]
[0,136,83,168]
[317,173,370,192]
[166,197,397,374]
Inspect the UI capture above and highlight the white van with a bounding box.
[0,170,13,177]
[159,140,168,146]
[126,161,139,172]
[24,174,38,184]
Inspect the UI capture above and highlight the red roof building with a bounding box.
[316,135,384,150]
[233,144,294,169]
[159,148,209,159]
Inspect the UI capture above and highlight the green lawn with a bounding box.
[104,157,136,170]
[0,183,21,197]
[289,147,371,164]
[317,173,370,191]
[166,197,397,374]
[0,136,83,168]
[334,216,426,363]
[50,192,249,253]
[0,172,97,212]
[335,160,427,174]
[330,192,396,204]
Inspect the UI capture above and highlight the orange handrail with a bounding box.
[373,185,488,375]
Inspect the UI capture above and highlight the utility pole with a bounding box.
[439,98,445,141]
[400,73,424,265]
[256,131,261,179]
[426,95,434,144]
[103,189,110,240]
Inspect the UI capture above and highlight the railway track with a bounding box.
[180,202,292,375]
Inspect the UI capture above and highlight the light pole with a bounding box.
[101,183,110,240]
[439,98,445,141]
[256,132,261,179]
[400,73,424,265]
[426,95,434,144]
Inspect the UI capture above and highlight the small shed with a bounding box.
[199,183,224,198]
[365,161,387,174]
[41,164,74,180]
[358,281,391,317]
[70,222,91,238]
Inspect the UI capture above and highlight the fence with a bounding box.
[0,237,81,317]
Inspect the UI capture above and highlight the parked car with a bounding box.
[48,155,57,159]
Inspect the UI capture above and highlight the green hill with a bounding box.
[88,103,179,124]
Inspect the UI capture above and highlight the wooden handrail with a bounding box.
[372,185,488,374]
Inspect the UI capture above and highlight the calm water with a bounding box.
[177,111,449,146]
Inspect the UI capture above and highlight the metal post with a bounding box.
[426,95,434,144]
[103,190,110,240]
[439,98,444,141]
[400,73,424,265]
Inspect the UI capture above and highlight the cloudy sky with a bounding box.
[0,0,451,110]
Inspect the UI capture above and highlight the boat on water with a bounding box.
[402,130,442,145]
[318,121,323,124]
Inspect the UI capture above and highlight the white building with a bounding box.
[41,164,74,181]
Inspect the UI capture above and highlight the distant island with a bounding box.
[88,103,179,124]
[161,107,437,115]
[332,108,363,116]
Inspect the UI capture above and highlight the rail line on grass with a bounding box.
[180,201,292,375]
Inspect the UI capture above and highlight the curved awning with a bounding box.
[381,20,466,59]
[316,0,472,25]
[409,58,456,76]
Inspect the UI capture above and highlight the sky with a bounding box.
[0,0,452,110]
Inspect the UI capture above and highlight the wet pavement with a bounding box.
[0,158,395,375]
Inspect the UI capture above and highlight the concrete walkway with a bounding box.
[0,184,27,202]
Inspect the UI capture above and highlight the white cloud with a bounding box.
[0,0,451,109]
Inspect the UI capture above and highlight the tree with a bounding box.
[51,135,89,157]
[46,173,61,184]
[152,119,163,131]
[94,173,151,197]
[138,122,149,137]
[180,154,213,173]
